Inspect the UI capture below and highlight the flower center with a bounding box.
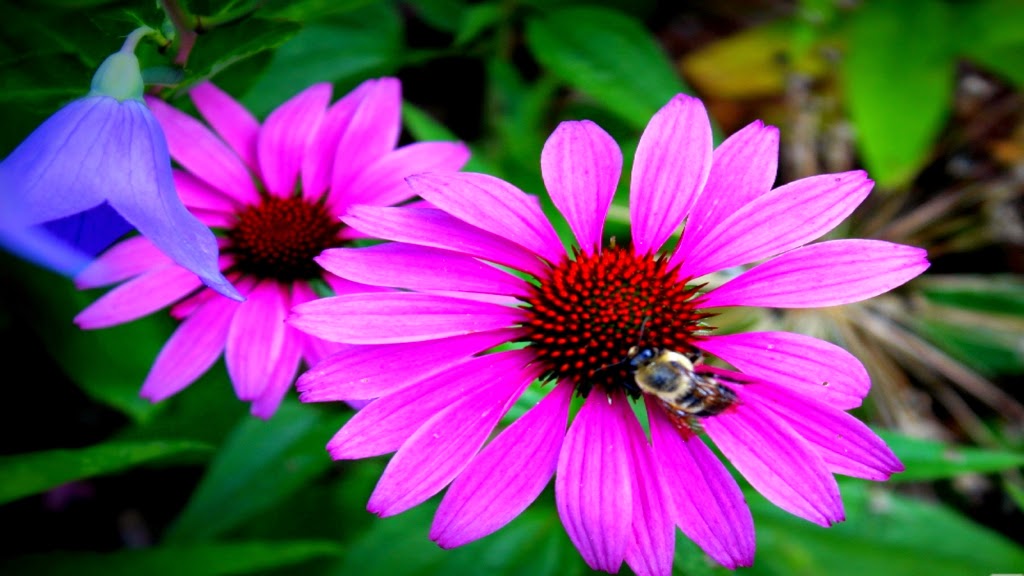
[227,196,344,282]
[522,244,710,397]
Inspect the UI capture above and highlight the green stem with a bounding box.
[120,26,155,54]
[159,0,197,66]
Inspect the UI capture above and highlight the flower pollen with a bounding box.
[228,196,343,282]
[523,244,710,397]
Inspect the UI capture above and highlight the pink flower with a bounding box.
[289,95,928,574]
[73,78,470,418]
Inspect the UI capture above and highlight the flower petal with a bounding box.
[140,296,235,401]
[556,392,632,573]
[145,95,259,204]
[745,383,903,480]
[703,402,844,527]
[41,203,133,258]
[289,292,524,344]
[74,264,203,329]
[337,141,471,211]
[249,325,304,419]
[173,170,237,213]
[297,329,519,402]
[699,240,930,309]
[630,94,713,255]
[677,120,779,256]
[647,398,754,568]
[75,236,172,288]
[406,172,565,264]
[696,331,870,410]
[189,82,261,171]
[367,351,539,516]
[677,171,873,279]
[316,243,531,297]
[341,205,548,277]
[301,79,374,200]
[541,120,622,254]
[258,83,332,198]
[225,281,289,400]
[331,77,402,198]
[431,381,573,548]
[622,399,675,576]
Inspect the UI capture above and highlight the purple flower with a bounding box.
[289,95,929,574]
[73,79,470,418]
[0,31,238,298]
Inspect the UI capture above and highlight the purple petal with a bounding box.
[289,292,524,344]
[145,95,260,205]
[258,83,332,198]
[0,223,92,277]
[406,172,565,265]
[745,383,903,480]
[556,392,632,573]
[316,243,531,297]
[367,355,539,516]
[42,202,132,257]
[677,121,779,256]
[189,82,261,171]
[630,94,713,255]
[342,205,548,277]
[647,398,754,568]
[249,325,303,419]
[298,329,519,402]
[622,399,675,576]
[696,331,870,410]
[703,402,844,527]
[541,120,622,254]
[336,141,471,211]
[431,381,573,547]
[700,240,930,309]
[225,281,288,400]
[331,78,402,198]
[677,171,873,279]
[73,264,203,329]
[141,296,235,401]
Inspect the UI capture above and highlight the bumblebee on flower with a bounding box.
[290,93,928,575]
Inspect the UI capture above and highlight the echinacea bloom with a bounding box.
[73,78,470,418]
[289,95,929,574]
[0,28,237,297]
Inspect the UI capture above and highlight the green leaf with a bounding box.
[0,440,211,505]
[842,0,956,188]
[164,401,347,542]
[240,2,402,116]
[2,540,344,576]
[525,6,691,130]
[913,317,1024,376]
[402,101,494,175]
[918,275,1024,317]
[747,480,1024,575]
[183,17,302,94]
[880,431,1024,482]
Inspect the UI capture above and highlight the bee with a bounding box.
[626,346,740,422]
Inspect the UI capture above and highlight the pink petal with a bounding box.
[316,243,531,297]
[337,141,472,211]
[677,121,779,256]
[541,120,622,254]
[431,381,573,548]
[173,170,237,213]
[331,78,402,199]
[630,94,713,255]
[75,236,171,288]
[297,329,519,402]
[302,79,374,200]
[144,96,259,204]
[188,82,260,171]
[225,281,289,400]
[676,171,873,279]
[647,398,754,568]
[289,292,524,344]
[699,240,930,309]
[406,172,565,265]
[621,399,674,576]
[556,392,632,573]
[703,403,844,527]
[367,354,540,516]
[744,383,903,480]
[342,206,549,277]
[258,83,332,198]
[140,296,236,401]
[74,265,203,329]
[249,325,304,419]
[321,274,391,297]
[696,331,870,410]
[289,281,344,366]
